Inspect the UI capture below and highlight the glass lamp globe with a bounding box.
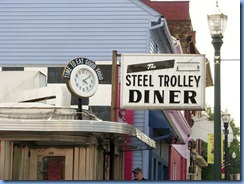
[207,3,227,36]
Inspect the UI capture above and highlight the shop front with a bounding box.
[0,104,155,180]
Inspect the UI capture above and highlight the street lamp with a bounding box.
[222,109,230,180]
[232,152,236,180]
[207,1,227,180]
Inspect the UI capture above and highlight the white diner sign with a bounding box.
[120,54,206,110]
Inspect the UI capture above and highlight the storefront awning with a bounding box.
[191,115,234,143]
[0,119,156,151]
[163,110,192,144]
[149,110,171,129]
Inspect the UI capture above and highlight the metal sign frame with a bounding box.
[120,54,206,110]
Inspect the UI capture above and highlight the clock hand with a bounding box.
[83,79,88,85]
[83,76,90,84]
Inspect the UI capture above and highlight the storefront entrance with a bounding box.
[9,142,106,180]
[29,148,73,180]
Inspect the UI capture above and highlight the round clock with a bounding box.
[68,65,99,98]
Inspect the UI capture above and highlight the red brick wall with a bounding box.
[124,151,133,180]
[142,0,190,20]
[117,65,134,180]
[142,0,197,54]
[123,110,134,180]
[169,146,187,180]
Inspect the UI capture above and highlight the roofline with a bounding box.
[130,0,162,18]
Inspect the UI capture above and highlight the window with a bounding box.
[173,161,177,180]
[2,67,24,71]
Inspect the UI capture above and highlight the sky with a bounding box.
[189,0,240,127]
[153,0,240,127]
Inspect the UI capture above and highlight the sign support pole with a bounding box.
[111,50,119,122]
[110,50,121,180]
[78,98,82,120]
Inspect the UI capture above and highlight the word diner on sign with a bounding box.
[120,54,206,110]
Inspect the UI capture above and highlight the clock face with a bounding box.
[69,65,98,97]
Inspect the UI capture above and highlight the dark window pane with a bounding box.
[2,67,24,71]
[71,95,89,106]
[90,106,111,121]
[96,65,112,84]
[48,67,65,83]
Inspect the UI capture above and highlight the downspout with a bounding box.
[147,18,164,53]
[149,19,164,30]
[162,18,176,53]
[185,136,192,180]
[149,18,176,53]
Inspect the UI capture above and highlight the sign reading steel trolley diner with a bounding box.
[120,54,206,110]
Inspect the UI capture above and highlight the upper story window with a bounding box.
[2,67,24,71]
[173,161,177,180]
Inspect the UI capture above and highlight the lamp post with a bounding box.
[207,1,227,180]
[222,110,230,180]
[232,152,236,180]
